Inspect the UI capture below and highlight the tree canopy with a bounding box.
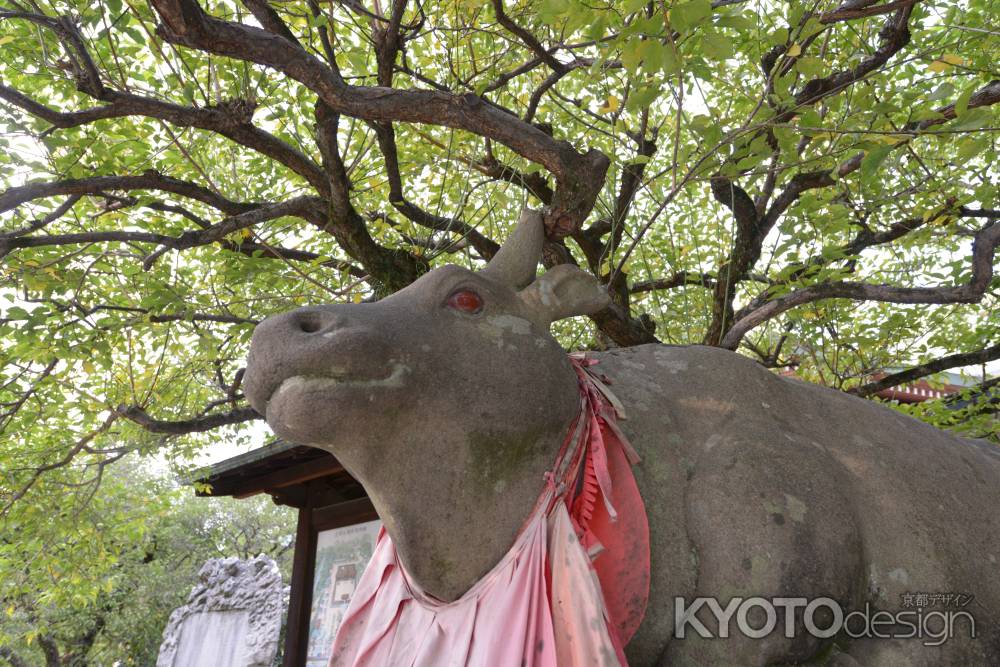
[0,457,294,666]
[0,0,998,642]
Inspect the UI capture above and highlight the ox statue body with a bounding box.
[244,210,1000,666]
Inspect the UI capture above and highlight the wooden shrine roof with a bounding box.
[196,440,366,509]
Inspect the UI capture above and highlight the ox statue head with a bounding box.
[243,208,609,599]
[244,207,609,456]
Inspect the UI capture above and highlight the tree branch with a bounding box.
[908,79,1000,131]
[0,9,332,197]
[0,647,30,667]
[720,221,1000,349]
[745,203,954,302]
[1,194,319,260]
[369,123,500,259]
[704,175,762,345]
[820,0,920,24]
[0,172,256,216]
[589,300,660,347]
[0,11,105,98]
[36,636,60,667]
[849,343,1000,397]
[48,301,258,326]
[313,102,425,290]
[114,405,261,434]
[632,271,716,293]
[491,0,565,74]
[787,5,914,115]
[478,149,554,204]
[147,0,609,233]
[0,83,330,197]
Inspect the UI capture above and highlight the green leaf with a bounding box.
[585,14,609,41]
[626,85,661,112]
[956,136,988,161]
[631,14,665,36]
[621,38,644,73]
[773,125,798,153]
[767,27,789,46]
[716,14,755,31]
[926,82,955,102]
[736,150,768,171]
[860,145,893,180]
[954,82,978,118]
[659,45,681,73]
[702,32,734,61]
[950,107,992,131]
[689,114,722,144]
[622,0,647,13]
[798,108,822,129]
[639,40,667,73]
[669,0,713,32]
[538,0,570,24]
[910,109,946,122]
[794,56,824,77]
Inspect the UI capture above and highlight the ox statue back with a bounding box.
[244,209,1000,666]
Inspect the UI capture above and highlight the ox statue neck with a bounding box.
[330,354,650,666]
[341,350,582,603]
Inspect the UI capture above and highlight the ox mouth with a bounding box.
[267,361,410,407]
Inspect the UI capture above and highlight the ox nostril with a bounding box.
[296,310,324,334]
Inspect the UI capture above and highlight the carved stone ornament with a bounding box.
[156,555,286,667]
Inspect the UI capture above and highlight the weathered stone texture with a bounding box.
[157,556,286,667]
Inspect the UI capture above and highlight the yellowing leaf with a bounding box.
[598,94,620,114]
[929,54,965,72]
[0,36,14,46]
[352,293,363,304]
[240,228,252,239]
[877,134,910,145]
[787,43,802,57]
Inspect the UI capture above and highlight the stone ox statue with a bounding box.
[243,210,1000,666]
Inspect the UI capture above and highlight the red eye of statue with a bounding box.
[447,289,484,314]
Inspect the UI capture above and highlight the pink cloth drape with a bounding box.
[329,355,649,667]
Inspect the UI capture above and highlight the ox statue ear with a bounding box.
[480,208,544,290]
[518,264,610,326]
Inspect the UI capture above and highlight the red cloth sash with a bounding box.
[565,354,651,647]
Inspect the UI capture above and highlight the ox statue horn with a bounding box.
[480,208,545,289]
